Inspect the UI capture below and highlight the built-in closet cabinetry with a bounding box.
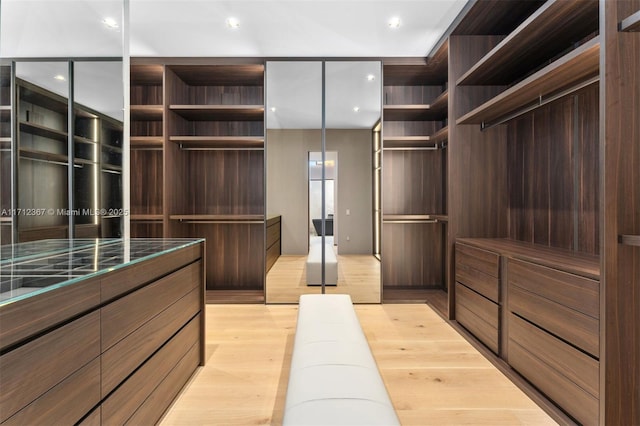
[381,45,448,308]
[447,0,639,424]
[130,61,266,301]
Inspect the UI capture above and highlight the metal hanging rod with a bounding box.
[481,75,600,131]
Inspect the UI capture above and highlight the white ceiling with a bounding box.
[0,0,467,126]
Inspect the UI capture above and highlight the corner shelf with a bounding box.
[19,121,68,142]
[130,136,163,148]
[457,37,600,125]
[457,0,599,86]
[620,9,640,32]
[131,105,163,121]
[169,136,264,149]
[383,126,448,149]
[169,105,264,121]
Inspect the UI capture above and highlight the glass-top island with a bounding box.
[0,238,205,425]
[0,238,203,304]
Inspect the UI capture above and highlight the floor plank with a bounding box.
[159,304,556,425]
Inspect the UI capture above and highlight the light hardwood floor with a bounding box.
[160,304,556,425]
[266,252,381,304]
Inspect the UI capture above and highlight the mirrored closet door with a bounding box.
[265,60,382,303]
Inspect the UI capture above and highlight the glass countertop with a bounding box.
[0,238,204,306]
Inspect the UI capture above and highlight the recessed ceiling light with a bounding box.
[353,106,360,112]
[54,75,66,81]
[270,107,276,112]
[367,74,376,82]
[102,17,119,29]
[388,17,402,29]
[226,17,240,29]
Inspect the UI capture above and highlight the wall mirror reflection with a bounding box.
[0,0,124,244]
[266,60,382,303]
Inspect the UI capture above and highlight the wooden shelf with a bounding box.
[383,126,448,148]
[457,0,599,86]
[74,135,96,145]
[619,235,640,246]
[170,64,264,86]
[170,214,264,222]
[430,90,448,111]
[620,9,640,32]
[19,83,68,114]
[131,105,163,121]
[130,214,163,221]
[457,37,600,125]
[101,163,122,172]
[131,64,164,85]
[0,217,13,223]
[383,104,446,121]
[169,136,264,149]
[0,105,10,121]
[383,42,448,85]
[169,105,264,121]
[383,214,448,223]
[131,136,163,148]
[20,148,68,164]
[431,126,448,143]
[19,121,68,142]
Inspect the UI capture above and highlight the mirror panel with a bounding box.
[266,61,323,302]
[0,62,11,245]
[265,60,382,303]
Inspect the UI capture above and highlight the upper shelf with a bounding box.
[131,105,163,121]
[169,136,264,149]
[457,0,599,86]
[169,105,264,121]
[457,37,599,125]
[131,136,163,148]
[20,121,68,142]
[131,64,164,85]
[383,126,448,148]
[620,9,640,32]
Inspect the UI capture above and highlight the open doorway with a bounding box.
[308,151,337,247]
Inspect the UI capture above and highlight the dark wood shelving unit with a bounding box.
[620,9,640,32]
[457,37,600,125]
[457,0,599,86]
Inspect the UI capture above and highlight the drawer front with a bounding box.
[101,243,202,302]
[508,260,599,357]
[0,310,101,423]
[101,286,201,396]
[266,239,281,273]
[101,314,200,425]
[456,243,499,277]
[455,264,499,303]
[266,220,281,248]
[455,283,499,353]
[102,260,202,350]
[509,314,599,426]
[508,258,599,319]
[3,358,100,426]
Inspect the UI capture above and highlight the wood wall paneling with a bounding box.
[130,149,163,215]
[601,0,640,424]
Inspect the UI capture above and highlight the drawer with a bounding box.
[455,282,499,353]
[266,239,281,273]
[508,258,599,319]
[455,263,499,303]
[102,260,202,351]
[456,243,499,277]
[101,286,201,396]
[509,313,599,426]
[508,260,599,357]
[102,314,200,425]
[266,219,281,249]
[0,310,101,423]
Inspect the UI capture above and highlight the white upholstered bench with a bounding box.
[283,294,400,425]
[306,239,338,286]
